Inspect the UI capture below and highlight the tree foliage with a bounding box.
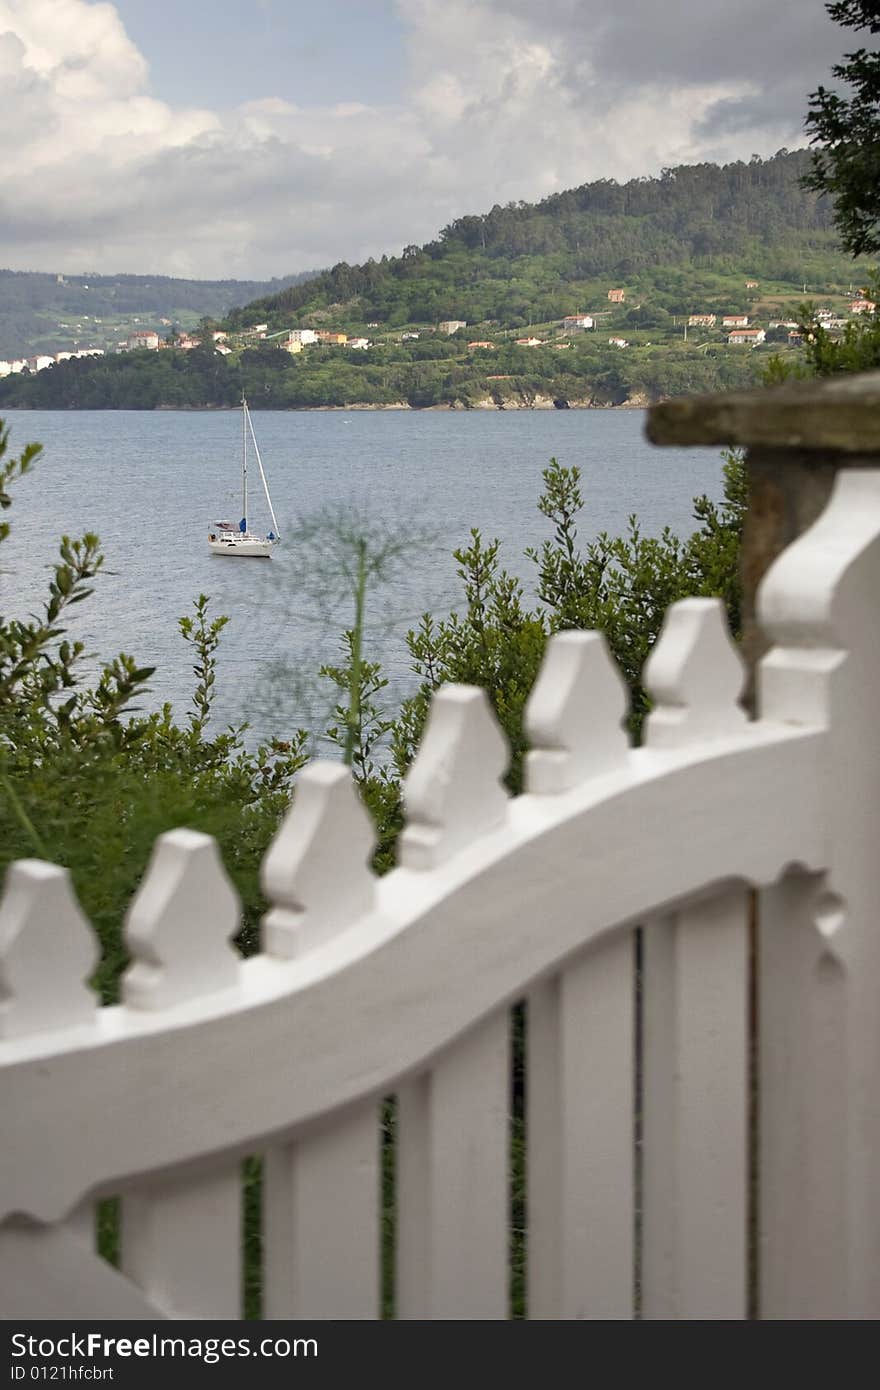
[805,2,880,257]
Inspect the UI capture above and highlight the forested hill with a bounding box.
[1,149,870,412]
[228,150,857,332]
[0,269,318,359]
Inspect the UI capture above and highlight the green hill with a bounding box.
[0,269,317,360]
[0,150,871,411]
[228,148,863,331]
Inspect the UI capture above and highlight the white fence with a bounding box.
[2,468,880,1320]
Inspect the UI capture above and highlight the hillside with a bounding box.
[228,149,861,331]
[0,151,871,412]
[0,269,318,360]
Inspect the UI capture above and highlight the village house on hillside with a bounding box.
[562,314,594,330]
[607,288,625,303]
[438,319,467,335]
[468,340,495,349]
[126,330,159,351]
[728,327,766,345]
[850,298,876,314]
[722,315,749,328]
[688,314,717,327]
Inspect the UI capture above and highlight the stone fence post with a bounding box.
[646,369,880,694]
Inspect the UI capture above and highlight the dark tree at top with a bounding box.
[805,2,880,255]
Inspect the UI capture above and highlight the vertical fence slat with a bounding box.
[397,1009,509,1319]
[758,873,848,1318]
[639,917,675,1317]
[120,1167,241,1319]
[526,977,561,1318]
[641,888,748,1319]
[263,1102,380,1318]
[528,929,636,1319]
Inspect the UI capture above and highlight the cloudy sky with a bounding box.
[0,0,846,280]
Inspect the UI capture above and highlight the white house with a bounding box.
[563,314,594,330]
[287,329,318,346]
[26,355,54,372]
[438,320,467,335]
[608,337,629,348]
[727,328,766,345]
[347,338,370,350]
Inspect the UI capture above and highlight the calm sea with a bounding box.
[0,409,724,746]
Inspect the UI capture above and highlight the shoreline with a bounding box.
[3,396,656,413]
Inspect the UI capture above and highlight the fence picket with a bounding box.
[641,889,748,1318]
[397,1010,509,1318]
[758,873,848,1318]
[263,1103,380,1318]
[528,931,636,1319]
[0,861,97,1038]
[120,1167,241,1319]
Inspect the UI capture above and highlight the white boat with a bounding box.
[208,397,281,557]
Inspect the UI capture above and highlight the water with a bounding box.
[0,408,724,744]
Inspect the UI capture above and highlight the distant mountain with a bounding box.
[0,269,320,359]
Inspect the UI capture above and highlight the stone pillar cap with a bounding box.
[646,369,880,453]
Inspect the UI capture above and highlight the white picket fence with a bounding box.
[2,468,880,1320]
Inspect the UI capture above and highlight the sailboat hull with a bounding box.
[208,536,275,557]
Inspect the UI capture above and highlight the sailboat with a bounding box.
[208,397,281,557]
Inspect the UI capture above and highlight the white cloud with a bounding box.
[0,0,843,278]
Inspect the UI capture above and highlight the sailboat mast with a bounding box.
[241,396,248,529]
[246,405,282,541]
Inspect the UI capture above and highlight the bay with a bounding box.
[0,408,725,747]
